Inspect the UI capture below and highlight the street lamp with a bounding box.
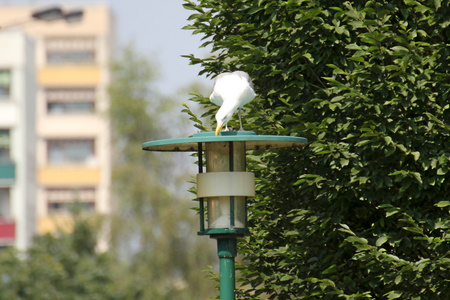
[31,6,64,22]
[63,9,84,24]
[0,6,84,30]
[143,131,307,300]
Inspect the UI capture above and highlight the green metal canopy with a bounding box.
[142,131,308,152]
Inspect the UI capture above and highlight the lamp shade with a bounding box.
[197,172,255,198]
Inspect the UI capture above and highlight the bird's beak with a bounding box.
[215,123,223,136]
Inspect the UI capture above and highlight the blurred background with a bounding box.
[0,1,217,298]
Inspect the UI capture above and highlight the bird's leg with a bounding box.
[238,108,244,131]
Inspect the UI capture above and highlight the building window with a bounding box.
[46,37,96,65]
[46,187,95,214]
[47,139,95,165]
[0,69,11,98]
[46,87,96,115]
[0,130,10,163]
[0,188,11,219]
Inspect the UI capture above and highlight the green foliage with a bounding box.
[183,0,449,298]
[108,43,216,299]
[0,218,124,300]
[0,43,217,300]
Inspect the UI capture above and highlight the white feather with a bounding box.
[210,71,256,134]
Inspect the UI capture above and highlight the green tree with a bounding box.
[0,216,124,299]
[108,43,216,299]
[183,0,449,299]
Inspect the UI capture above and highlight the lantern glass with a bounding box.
[208,196,246,229]
[206,141,246,172]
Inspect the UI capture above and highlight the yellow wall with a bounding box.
[38,215,74,234]
[39,167,101,186]
[38,66,101,86]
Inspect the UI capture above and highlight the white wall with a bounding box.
[0,30,36,250]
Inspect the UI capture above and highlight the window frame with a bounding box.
[0,129,11,163]
[45,87,96,115]
[0,188,11,219]
[47,138,95,165]
[46,187,96,214]
[45,37,96,65]
[0,69,12,98]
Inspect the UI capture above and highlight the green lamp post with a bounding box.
[143,131,307,300]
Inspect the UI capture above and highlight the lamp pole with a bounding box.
[143,131,307,300]
[217,238,237,299]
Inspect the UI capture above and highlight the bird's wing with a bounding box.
[209,73,231,106]
[234,71,256,107]
[239,87,256,108]
[234,71,254,90]
[210,71,256,108]
[210,90,223,106]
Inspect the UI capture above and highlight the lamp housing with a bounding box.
[31,7,63,21]
[143,131,307,238]
[64,9,84,23]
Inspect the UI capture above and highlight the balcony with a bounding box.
[0,161,15,185]
[0,219,15,246]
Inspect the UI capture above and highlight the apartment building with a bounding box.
[0,5,114,240]
[0,30,36,250]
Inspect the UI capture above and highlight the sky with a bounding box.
[106,0,211,95]
[6,0,212,96]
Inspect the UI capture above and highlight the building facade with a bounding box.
[0,5,114,246]
[0,30,36,250]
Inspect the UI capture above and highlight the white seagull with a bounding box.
[210,71,256,135]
